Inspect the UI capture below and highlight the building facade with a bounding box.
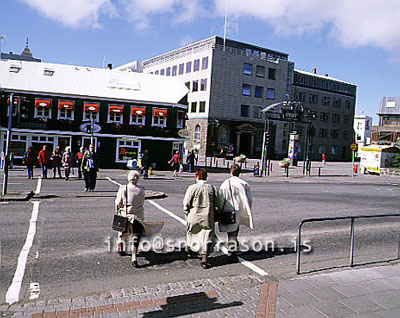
[291,69,357,161]
[118,36,293,158]
[373,97,400,144]
[354,114,372,154]
[0,60,188,169]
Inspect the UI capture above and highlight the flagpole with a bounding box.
[223,0,228,51]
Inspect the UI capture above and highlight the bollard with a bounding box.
[216,160,218,168]
[318,167,321,177]
[285,166,289,178]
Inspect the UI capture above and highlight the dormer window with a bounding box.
[9,64,21,73]
[44,68,54,76]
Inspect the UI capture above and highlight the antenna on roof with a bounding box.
[0,35,5,59]
[26,37,29,45]
[223,0,228,51]
[103,55,106,68]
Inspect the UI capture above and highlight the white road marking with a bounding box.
[105,177,268,276]
[35,178,42,195]
[29,282,40,300]
[6,201,40,304]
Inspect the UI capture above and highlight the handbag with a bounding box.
[112,185,129,232]
[214,183,236,225]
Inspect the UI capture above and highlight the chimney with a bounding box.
[312,68,317,74]
[107,63,112,70]
[325,74,329,77]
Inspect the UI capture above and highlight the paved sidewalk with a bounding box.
[276,263,400,318]
[2,262,400,317]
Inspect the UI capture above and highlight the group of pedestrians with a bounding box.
[25,144,99,191]
[114,164,253,269]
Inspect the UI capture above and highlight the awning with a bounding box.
[58,101,74,110]
[109,105,124,114]
[131,107,146,116]
[84,102,99,112]
[153,108,167,117]
[7,97,19,106]
[35,99,51,108]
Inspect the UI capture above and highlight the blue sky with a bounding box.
[2,0,400,123]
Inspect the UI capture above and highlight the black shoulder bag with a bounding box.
[112,185,129,232]
[214,181,236,225]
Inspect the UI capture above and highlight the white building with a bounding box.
[354,114,372,154]
[117,36,293,158]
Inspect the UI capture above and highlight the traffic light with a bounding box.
[87,125,92,134]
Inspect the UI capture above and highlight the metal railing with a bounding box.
[296,213,400,274]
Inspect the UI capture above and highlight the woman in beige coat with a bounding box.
[115,170,145,267]
[183,168,218,269]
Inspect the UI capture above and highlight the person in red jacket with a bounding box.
[24,146,35,179]
[38,145,51,178]
[168,151,181,177]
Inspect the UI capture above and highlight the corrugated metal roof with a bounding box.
[377,97,400,115]
[295,69,355,86]
[0,60,188,105]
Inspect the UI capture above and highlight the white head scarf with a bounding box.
[128,170,140,185]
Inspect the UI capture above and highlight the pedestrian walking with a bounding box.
[183,168,219,269]
[38,145,51,178]
[81,144,99,192]
[62,146,73,180]
[141,150,150,179]
[114,171,163,267]
[51,146,63,178]
[168,151,181,177]
[76,147,84,179]
[218,164,253,254]
[24,146,35,179]
[186,150,196,172]
[322,153,326,166]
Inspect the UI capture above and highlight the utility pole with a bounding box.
[2,93,14,195]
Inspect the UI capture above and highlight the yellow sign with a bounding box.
[350,143,357,151]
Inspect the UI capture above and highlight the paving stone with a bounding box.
[357,279,396,293]
[376,307,400,318]
[364,291,400,310]
[338,296,385,314]
[330,282,371,297]
[280,290,320,307]
[346,312,382,318]
[280,304,327,318]
[310,299,357,318]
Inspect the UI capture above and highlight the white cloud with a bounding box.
[21,0,117,28]
[179,35,195,47]
[214,0,400,50]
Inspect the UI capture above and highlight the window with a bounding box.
[330,145,338,155]
[83,102,100,122]
[155,70,159,75]
[333,99,341,107]
[34,98,52,119]
[295,92,305,102]
[309,94,318,104]
[199,101,206,113]
[268,68,276,80]
[192,80,199,92]
[179,63,184,75]
[345,100,351,109]
[243,63,252,75]
[200,79,207,91]
[320,112,329,122]
[166,67,171,76]
[267,88,275,100]
[160,69,165,75]
[58,100,74,120]
[343,131,349,139]
[108,105,124,123]
[246,48,252,57]
[201,57,209,70]
[6,96,20,117]
[194,59,200,72]
[185,81,190,90]
[6,134,27,157]
[332,114,340,123]
[172,65,177,76]
[318,145,327,154]
[130,106,146,125]
[117,139,140,163]
[241,105,250,117]
[256,65,265,77]
[186,61,192,73]
[191,102,197,113]
[255,86,264,98]
[242,84,251,96]
[253,106,262,119]
[152,108,167,127]
[194,125,201,143]
[177,111,185,128]
[321,96,330,105]
[319,128,328,138]
[330,130,339,139]
[344,115,349,124]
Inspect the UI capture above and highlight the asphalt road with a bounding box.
[0,167,399,305]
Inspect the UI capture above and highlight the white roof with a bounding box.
[0,60,188,105]
[295,69,355,86]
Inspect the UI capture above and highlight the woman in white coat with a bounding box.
[115,170,145,267]
[218,164,253,254]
